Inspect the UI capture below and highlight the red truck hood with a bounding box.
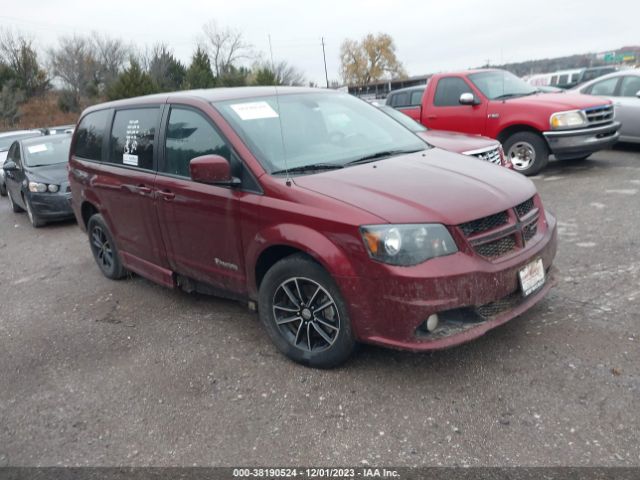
[417,130,498,153]
[502,92,611,110]
[293,148,535,225]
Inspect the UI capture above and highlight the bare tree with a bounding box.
[201,20,253,77]
[48,35,98,101]
[92,33,129,93]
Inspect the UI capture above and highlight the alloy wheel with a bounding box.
[508,141,536,171]
[272,277,340,353]
[91,225,114,271]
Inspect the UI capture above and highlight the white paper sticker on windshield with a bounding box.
[27,144,48,154]
[230,101,279,120]
[123,153,138,166]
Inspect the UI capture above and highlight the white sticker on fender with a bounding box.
[123,153,138,166]
[230,101,279,120]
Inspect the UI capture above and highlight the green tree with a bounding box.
[184,47,215,89]
[0,29,48,97]
[107,58,158,100]
[0,82,24,126]
[253,67,277,86]
[148,44,186,92]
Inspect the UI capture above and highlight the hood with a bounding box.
[501,92,611,111]
[293,149,536,225]
[418,130,498,154]
[25,162,68,185]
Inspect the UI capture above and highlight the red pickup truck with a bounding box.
[387,69,621,175]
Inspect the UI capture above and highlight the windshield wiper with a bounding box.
[345,148,424,166]
[271,163,344,175]
[493,93,523,100]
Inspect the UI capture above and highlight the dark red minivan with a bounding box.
[69,87,557,367]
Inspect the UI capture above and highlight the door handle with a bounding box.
[427,115,437,120]
[156,190,175,201]
[122,184,152,196]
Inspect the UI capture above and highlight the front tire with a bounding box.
[0,182,7,197]
[8,190,23,213]
[87,214,127,280]
[258,254,356,368]
[25,196,45,228]
[503,131,549,176]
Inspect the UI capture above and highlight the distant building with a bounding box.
[347,74,431,99]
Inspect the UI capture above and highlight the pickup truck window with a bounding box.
[391,92,409,107]
[468,71,536,100]
[434,77,471,106]
[410,90,423,106]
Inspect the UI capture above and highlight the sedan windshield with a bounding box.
[469,71,537,100]
[214,92,426,174]
[23,135,71,167]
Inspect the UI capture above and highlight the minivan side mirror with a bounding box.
[189,154,240,186]
[2,161,17,171]
[636,90,640,99]
[459,92,479,105]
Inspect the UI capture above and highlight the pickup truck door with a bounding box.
[423,76,487,134]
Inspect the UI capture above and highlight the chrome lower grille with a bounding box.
[584,104,614,126]
[468,146,502,165]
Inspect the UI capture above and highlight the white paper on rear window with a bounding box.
[27,144,48,154]
[230,101,279,120]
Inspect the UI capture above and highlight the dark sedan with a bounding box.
[2,134,74,228]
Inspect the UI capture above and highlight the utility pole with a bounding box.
[322,37,329,88]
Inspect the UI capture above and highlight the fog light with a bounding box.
[426,314,439,332]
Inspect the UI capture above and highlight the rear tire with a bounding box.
[87,214,127,280]
[258,254,356,368]
[503,132,549,176]
[8,190,23,213]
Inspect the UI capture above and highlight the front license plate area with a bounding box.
[519,258,545,297]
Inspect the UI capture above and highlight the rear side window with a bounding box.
[75,110,109,161]
[390,92,409,107]
[434,77,471,106]
[410,90,423,106]
[164,108,230,177]
[109,108,159,170]
[620,76,640,97]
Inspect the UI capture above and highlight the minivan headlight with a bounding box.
[28,182,47,193]
[360,224,458,266]
[550,110,587,129]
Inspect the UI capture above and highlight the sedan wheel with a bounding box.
[25,197,45,228]
[8,190,23,213]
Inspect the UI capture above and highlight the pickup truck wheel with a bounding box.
[504,132,549,176]
[258,254,356,368]
[87,214,127,280]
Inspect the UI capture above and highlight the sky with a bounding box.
[2,0,639,85]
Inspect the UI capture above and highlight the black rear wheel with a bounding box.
[258,254,356,368]
[87,214,127,280]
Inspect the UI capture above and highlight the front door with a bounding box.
[4,142,26,209]
[154,105,248,294]
[425,76,487,134]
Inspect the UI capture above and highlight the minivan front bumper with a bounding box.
[338,213,558,351]
[543,121,620,160]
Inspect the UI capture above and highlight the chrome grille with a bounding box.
[469,146,502,165]
[584,105,614,126]
[459,211,509,237]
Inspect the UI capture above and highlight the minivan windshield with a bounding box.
[469,71,538,100]
[23,135,71,167]
[214,92,427,174]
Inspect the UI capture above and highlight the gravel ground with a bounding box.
[0,145,638,467]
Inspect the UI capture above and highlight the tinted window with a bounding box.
[434,77,471,106]
[558,74,569,85]
[391,92,409,107]
[164,108,230,177]
[620,76,640,97]
[75,110,109,161]
[410,90,423,106]
[109,108,159,170]
[589,77,619,96]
